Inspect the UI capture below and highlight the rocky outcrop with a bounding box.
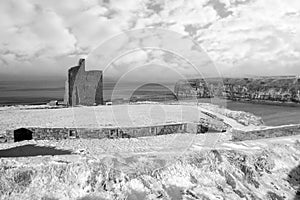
[1,141,299,200]
[221,77,300,104]
[174,79,213,99]
[64,59,103,106]
[175,77,300,105]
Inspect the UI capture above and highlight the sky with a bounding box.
[0,0,300,81]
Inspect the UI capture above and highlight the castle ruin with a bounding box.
[64,59,103,106]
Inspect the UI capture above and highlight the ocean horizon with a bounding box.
[0,80,65,105]
[0,80,175,106]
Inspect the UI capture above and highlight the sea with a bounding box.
[1,80,300,126]
[0,80,65,105]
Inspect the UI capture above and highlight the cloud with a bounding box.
[0,0,299,79]
[195,0,300,75]
[205,0,233,18]
[0,0,77,58]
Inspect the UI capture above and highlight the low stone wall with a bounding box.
[5,123,193,142]
[232,125,300,141]
[5,119,231,142]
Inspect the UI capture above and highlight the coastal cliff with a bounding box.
[175,76,300,105]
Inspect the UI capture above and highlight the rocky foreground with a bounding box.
[0,134,299,200]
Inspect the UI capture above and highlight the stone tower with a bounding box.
[64,59,103,106]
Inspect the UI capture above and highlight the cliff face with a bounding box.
[175,77,300,104]
[64,59,103,106]
[174,79,213,99]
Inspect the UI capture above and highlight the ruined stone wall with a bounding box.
[8,124,299,142]
[232,125,300,141]
[5,123,189,142]
[64,59,103,106]
[5,121,230,142]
